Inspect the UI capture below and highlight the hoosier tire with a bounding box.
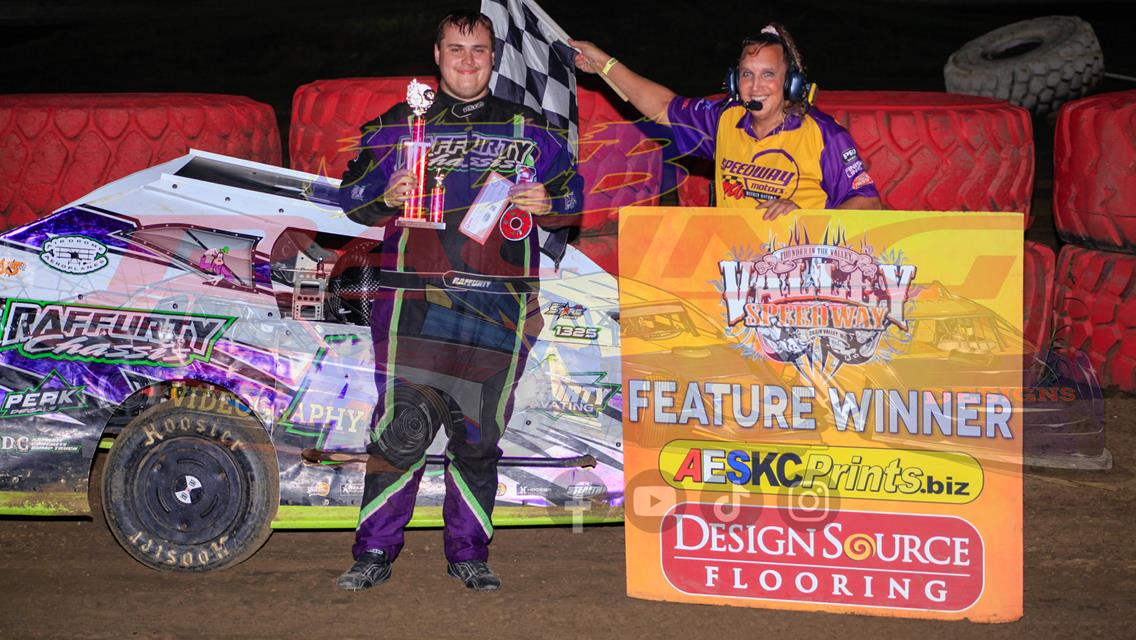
[944,16,1104,118]
[102,392,279,572]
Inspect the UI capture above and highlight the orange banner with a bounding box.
[619,207,1022,621]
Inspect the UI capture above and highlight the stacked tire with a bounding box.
[1052,91,1136,392]
[0,94,281,229]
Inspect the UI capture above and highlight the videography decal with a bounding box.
[0,300,235,368]
[0,370,88,418]
[661,504,984,611]
[533,355,619,420]
[719,227,916,376]
[39,235,109,274]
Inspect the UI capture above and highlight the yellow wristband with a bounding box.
[601,57,619,76]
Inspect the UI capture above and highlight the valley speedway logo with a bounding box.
[719,227,916,375]
[0,300,234,367]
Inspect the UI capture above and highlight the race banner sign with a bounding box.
[618,207,1023,622]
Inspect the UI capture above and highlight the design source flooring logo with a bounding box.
[660,503,983,611]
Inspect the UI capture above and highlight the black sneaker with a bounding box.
[336,549,392,591]
[446,560,501,591]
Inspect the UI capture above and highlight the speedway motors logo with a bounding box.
[0,300,234,367]
[661,504,983,611]
[719,229,916,373]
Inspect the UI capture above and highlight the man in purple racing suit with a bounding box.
[335,10,581,592]
[570,23,881,217]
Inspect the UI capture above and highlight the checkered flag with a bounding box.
[482,0,578,158]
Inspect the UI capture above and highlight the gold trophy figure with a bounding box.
[396,79,445,230]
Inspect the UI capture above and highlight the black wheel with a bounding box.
[101,390,279,572]
[370,385,453,469]
[944,16,1104,118]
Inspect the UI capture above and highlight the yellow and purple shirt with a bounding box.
[667,96,878,209]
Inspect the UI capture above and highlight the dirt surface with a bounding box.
[0,397,1131,638]
[3,1,1136,637]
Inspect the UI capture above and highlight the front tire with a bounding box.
[102,391,279,572]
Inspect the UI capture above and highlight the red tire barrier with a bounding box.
[289,77,416,178]
[1023,240,1056,352]
[290,79,661,274]
[1053,244,1136,392]
[0,94,281,229]
[677,91,1034,224]
[1054,90,1136,252]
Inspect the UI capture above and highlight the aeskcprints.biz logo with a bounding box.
[39,235,109,274]
[718,227,916,379]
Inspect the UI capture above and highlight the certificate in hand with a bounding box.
[459,171,512,244]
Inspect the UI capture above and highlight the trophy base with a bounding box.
[395,218,446,230]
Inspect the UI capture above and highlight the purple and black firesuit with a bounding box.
[339,91,582,564]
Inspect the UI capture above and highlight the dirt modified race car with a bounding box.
[0,150,1106,573]
[0,150,631,571]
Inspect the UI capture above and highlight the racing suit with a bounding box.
[339,91,581,564]
[667,96,880,208]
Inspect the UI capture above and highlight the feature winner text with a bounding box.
[626,380,1013,438]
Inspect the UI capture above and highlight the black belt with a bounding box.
[379,270,539,294]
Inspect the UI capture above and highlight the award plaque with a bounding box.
[396,79,446,230]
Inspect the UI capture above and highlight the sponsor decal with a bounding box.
[535,356,620,420]
[454,100,486,117]
[0,300,234,368]
[39,235,109,274]
[720,149,801,202]
[844,161,864,178]
[499,207,533,241]
[553,325,600,340]
[718,228,916,373]
[852,172,875,190]
[546,302,586,318]
[518,484,553,497]
[309,480,331,497]
[400,132,536,175]
[350,184,366,202]
[841,148,859,164]
[659,441,982,503]
[0,258,26,277]
[661,504,984,611]
[340,477,365,495]
[1,434,82,453]
[567,482,607,498]
[0,370,88,418]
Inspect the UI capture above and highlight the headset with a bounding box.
[723,26,813,110]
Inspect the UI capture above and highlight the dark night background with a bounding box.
[2,0,1133,243]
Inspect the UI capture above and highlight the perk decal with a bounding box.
[0,300,235,368]
[719,227,916,374]
[39,235,109,274]
[0,370,88,419]
[661,504,984,611]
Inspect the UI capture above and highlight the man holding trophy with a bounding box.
[337,9,582,592]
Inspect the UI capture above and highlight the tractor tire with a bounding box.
[944,16,1104,118]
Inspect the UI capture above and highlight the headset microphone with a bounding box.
[742,100,763,111]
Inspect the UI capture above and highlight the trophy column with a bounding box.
[396,79,445,230]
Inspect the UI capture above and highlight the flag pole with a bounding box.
[521,0,629,102]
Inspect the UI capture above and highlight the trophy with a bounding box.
[396,79,446,229]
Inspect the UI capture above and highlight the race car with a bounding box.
[0,150,627,572]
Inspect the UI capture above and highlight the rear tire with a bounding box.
[102,390,278,572]
[944,16,1104,118]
